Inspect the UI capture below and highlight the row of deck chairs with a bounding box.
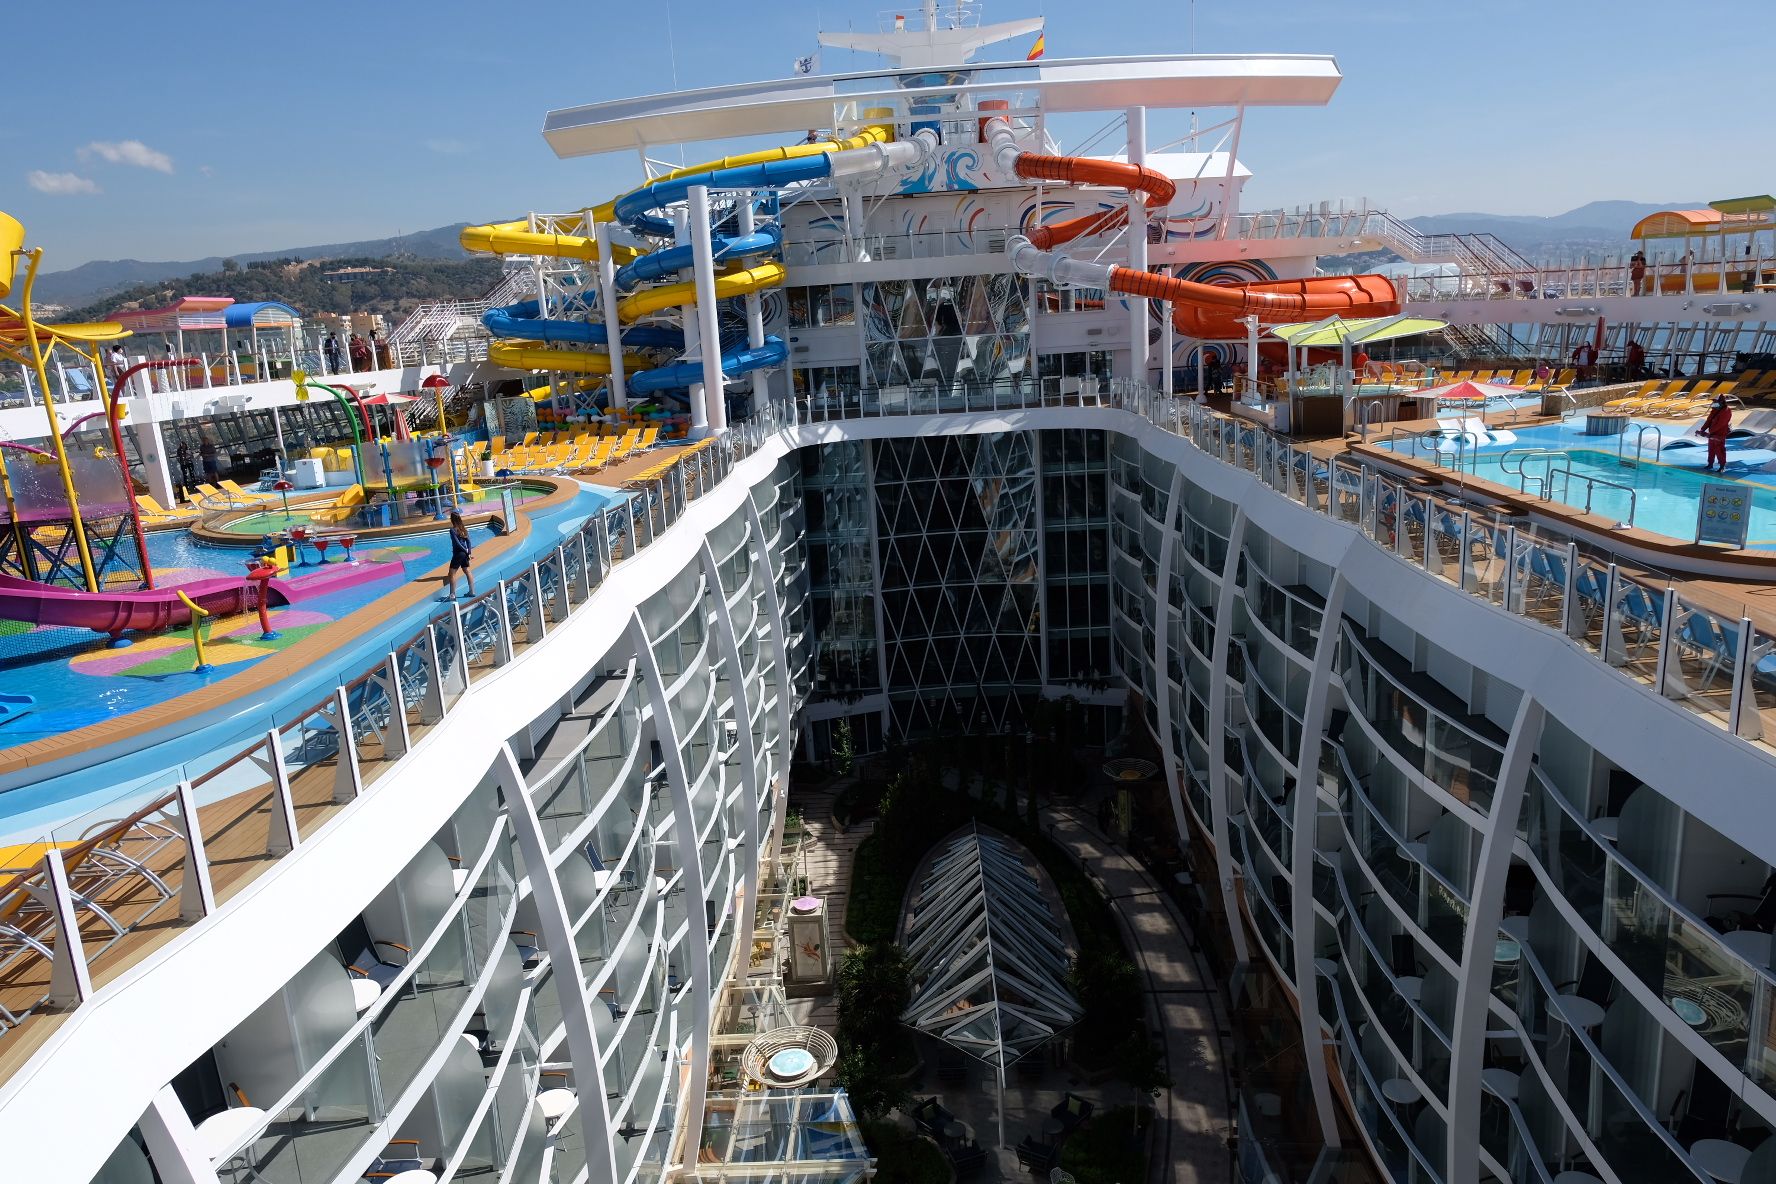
[1376,492,1776,702]
[1603,378,1740,419]
[479,426,658,475]
[0,802,186,1032]
[1438,367,1576,392]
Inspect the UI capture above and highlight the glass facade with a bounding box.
[861,274,1031,398]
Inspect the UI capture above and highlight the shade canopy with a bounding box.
[1270,313,1447,349]
[901,827,1080,1069]
[1419,378,1523,401]
[223,301,301,329]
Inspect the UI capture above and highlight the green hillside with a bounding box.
[63,254,501,324]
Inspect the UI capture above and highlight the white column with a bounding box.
[1245,315,1260,398]
[1161,276,1174,396]
[133,419,177,508]
[698,540,765,974]
[688,185,728,434]
[1204,509,1251,965]
[628,610,715,1165]
[139,1085,219,1184]
[676,208,708,436]
[1126,106,1150,386]
[1445,696,1546,1184]
[1289,574,1350,1150]
[498,745,618,1184]
[742,496,798,776]
[1149,474,1194,850]
[738,197,768,416]
[595,221,628,411]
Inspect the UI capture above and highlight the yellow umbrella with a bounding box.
[1269,314,1448,349]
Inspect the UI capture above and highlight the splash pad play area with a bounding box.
[0,209,633,761]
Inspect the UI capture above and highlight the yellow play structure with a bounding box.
[1,210,132,592]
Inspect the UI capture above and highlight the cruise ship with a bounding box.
[4,6,1776,1184]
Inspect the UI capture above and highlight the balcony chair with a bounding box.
[333,915,410,990]
[1671,1063,1735,1145]
[911,1096,956,1141]
[1049,1092,1094,1136]
[948,1142,988,1176]
[363,1139,440,1179]
[1014,1137,1058,1174]
[1555,952,1617,1008]
[1707,873,1776,934]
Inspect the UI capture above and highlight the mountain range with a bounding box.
[32,224,473,308]
[31,199,1704,308]
[1401,199,1703,258]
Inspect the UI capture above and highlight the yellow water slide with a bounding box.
[460,120,893,390]
[487,343,656,375]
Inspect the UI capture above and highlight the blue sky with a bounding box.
[10,0,1773,269]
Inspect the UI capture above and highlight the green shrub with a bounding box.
[861,1120,950,1184]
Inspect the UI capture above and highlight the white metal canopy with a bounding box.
[542,55,1341,158]
[900,826,1081,1069]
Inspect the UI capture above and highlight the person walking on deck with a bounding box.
[443,510,476,599]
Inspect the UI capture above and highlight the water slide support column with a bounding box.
[594,221,628,411]
[738,198,768,417]
[675,208,709,436]
[1126,106,1150,386]
[688,184,728,433]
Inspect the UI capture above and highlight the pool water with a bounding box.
[213,481,556,536]
[1384,417,1776,549]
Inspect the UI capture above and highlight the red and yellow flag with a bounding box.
[1026,33,1046,60]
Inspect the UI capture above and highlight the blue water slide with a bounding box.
[481,301,685,349]
[614,156,835,237]
[628,338,789,395]
[615,223,783,292]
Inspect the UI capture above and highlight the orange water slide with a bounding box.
[1016,154,1178,250]
[1107,268,1400,340]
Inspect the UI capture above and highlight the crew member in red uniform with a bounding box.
[1700,395,1734,473]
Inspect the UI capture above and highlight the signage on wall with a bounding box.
[1697,482,1752,548]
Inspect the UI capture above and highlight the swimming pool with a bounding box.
[1378,417,1776,548]
[210,480,558,536]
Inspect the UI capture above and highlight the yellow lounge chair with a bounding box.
[136,494,199,522]
[1605,381,1661,408]
[310,484,366,525]
[636,426,659,449]
[219,479,274,505]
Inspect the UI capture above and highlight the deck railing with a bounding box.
[5,375,1772,1079]
[0,431,762,1064]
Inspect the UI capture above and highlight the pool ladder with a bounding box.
[1499,448,1561,498]
[1617,423,1664,466]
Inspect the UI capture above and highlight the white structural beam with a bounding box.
[1204,510,1252,965]
[738,198,768,415]
[1289,573,1350,1151]
[688,185,728,434]
[1126,106,1150,386]
[501,745,619,1184]
[1445,697,1545,1184]
[698,538,765,989]
[594,221,628,410]
[628,609,716,1161]
[542,56,1342,158]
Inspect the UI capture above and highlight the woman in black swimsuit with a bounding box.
[444,510,476,600]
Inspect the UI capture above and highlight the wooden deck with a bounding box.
[0,476,578,781]
[0,752,361,1086]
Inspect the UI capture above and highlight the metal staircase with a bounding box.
[1363,210,1535,276]
[389,268,535,366]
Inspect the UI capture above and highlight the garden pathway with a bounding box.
[1040,801,1234,1184]
[783,782,863,1033]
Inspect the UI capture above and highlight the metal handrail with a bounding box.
[1545,459,1638,527]
[1497,447,1560,498]
[1619,422,1664,465]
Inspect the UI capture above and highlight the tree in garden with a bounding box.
[832,717,855,777]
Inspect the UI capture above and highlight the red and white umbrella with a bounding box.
[1420,378,1522,403]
